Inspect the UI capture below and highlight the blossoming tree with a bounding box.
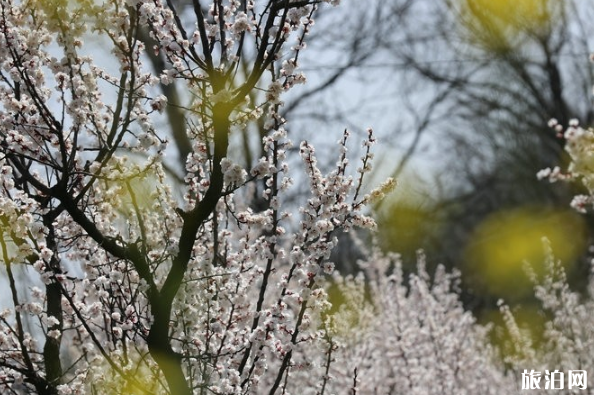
[0,0,392,393]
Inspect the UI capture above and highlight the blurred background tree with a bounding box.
[374,0,594,311]
[281,0,594,318]
[369,0,594,312]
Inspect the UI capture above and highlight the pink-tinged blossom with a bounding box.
[570,195,592,213]
[266,80,285,105]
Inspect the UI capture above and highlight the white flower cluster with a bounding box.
[363,177,397,204]
[221,157,247,187]
[539,118,594,213]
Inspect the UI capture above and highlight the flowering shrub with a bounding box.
[496,240,594,394]
[320,247,515,395]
